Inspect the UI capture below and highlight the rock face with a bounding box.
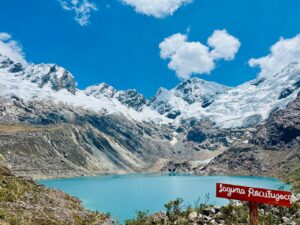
[173,78,229,105]
[115,89,147,112]
[0,58,78,94]
[85,83,116,98]
[199,92,300,184]
[160,161,194,173]
[85,83,148,112]
[149,78,229,118]
[1,54,300,178]
[251,92,300,148]
[198,144,271,176]
[0,114,178,178]
[0,54,24,73]
[22,64,77,94]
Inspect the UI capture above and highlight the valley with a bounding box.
[0,54,300,224]
[1,54,299,180]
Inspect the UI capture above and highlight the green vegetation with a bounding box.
[0,163,111,225]
[125,198,300,225]
[284,159,300,193]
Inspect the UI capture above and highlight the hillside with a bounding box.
[0,161,112,225]
[197,91,300,192]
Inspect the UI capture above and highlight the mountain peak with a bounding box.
[21,64,77,94]
[115,89,147,112]
[0,54,24,73]
[149,78,230,118]
[85,82,117,98]
[173,77,230,104]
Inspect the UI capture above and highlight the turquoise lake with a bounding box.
[38,174,290,223]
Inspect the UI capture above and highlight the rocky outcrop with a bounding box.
[172,78,229,105]
[160,161,194,173]
[85,83,116,98]
[185,120,249,151]
[149,78,229,117]
[22,64,77,94]
[0,54,24,73]
[115,89,147,112]
[251,92,300,148]
[197,144,272,176]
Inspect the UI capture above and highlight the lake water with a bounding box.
[38,174,290,223]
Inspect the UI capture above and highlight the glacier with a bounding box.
[0,53,300,128]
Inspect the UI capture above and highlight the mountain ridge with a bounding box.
[1,53,300,178]
[1,54,300,129]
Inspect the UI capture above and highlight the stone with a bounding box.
[188,211,198,221]
[282,216,289,223]
[203,208,216,216]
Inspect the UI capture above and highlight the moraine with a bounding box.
[38,174,291,224]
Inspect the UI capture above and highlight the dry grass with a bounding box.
[0,123,63,134]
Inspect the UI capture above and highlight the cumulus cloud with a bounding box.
[59,0,97,26]
[249,34,300,78]
[208,29,241,60]
[159,30,240,79]
[120,0,192,18]
[160,33,187,59]
[0,32,27,66]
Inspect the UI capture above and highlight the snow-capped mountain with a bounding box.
[1,53,300,178]
[0,54,164,123]
[0,55,76,94]
[85,83,116,98]
[85,83,148,112]
[152,63,300,127]
[204,62,300,127]
[1,53,300,128]
[22,64,77,94]
[149,78,229,119]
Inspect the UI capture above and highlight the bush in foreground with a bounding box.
[125,197,300,225]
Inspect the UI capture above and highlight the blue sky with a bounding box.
[1,0,300,97]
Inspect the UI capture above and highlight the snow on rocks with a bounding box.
[1,54,300,128]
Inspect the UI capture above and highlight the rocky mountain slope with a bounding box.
[1,53,300,128]
[198,91,300,191]
[1,53,300,178]
[0,161,112,225]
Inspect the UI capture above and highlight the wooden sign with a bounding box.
[216,183,292,207]
[216,183,292,225]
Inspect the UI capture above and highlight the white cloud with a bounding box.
[120,0,192,18]
[208,29,241,60]
[160,33,187,59]
[0,33,11,41]
[159,30,240,79]
[0,32,27,66]
[249,34,300,78]
[59,0,97,26]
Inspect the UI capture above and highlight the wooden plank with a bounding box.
[216,183,292,207]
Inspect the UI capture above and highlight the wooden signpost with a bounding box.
[216,183,292,225]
